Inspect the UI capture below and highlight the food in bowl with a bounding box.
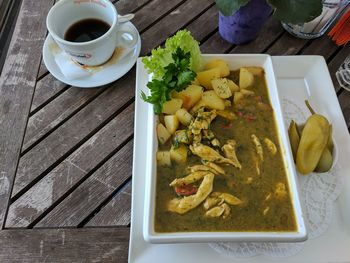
[154,62,296,233]
[141,30,306,243]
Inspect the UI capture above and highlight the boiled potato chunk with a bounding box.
[204,59,230,77]
[227,79,240,93]
[211,78,232,99]
[157,123,171,144]
[175,85,203,110]
[162,98,183,114]
[239,68,254,89]
[233,91,244,105]
[190,99,206,113]
[202,90,225,110]
[164,115,179,135]
[170,144,188,164]
[217,110,236,120]
[245,66,264,76]
[240,89,255,96]
[196,68,221,89]
[157,151,171,167]
[175,108,193,126]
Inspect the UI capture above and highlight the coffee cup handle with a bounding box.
[116,23,138,52]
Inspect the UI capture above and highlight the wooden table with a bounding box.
[0,0,349,262]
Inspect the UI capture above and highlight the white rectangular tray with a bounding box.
[144,54,306,243]
[129,56,350,263]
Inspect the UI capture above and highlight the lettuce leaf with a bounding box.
[142,30,203,79]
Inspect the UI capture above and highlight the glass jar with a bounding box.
[336,55,350,91]
[281,0,350,39]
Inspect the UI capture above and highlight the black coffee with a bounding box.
[64,18,110,42]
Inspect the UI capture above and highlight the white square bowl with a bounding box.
[142,54,307,243]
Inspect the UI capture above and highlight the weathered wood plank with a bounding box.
[12,70,135,198]
[266,32,308,55]
[86,181,132,227]
[6,104,134,228]
[115,0,150,15]
[338,91,350,128]
[0,0,12,37]
[36,140,133,227]
[230,17,283,54]
[185,5,217,43]
[299,35,338,58]
[140,0,213,55]
[0,228,130,263]
[31,74,68,113]
[328,46,350,92]
[0,0,53,228]
[132,0,184,33]
[200,31,233,54]
[24,87,105,152]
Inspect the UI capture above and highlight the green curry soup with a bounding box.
[155,70,296,233]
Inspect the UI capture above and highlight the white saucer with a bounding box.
[42,22,141,88]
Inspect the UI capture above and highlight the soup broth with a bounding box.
[155,69,296,232]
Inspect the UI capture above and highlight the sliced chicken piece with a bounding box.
[221,140,241,169]
[202,129,215,140]
[221,203,231,219]
[211,192,243,205]
[264,138,277,155]
[203,196,223,210]
[193,133,202,144]
[251,134,263,161]
[167,173,214,214]
[190,143,238,167]
[205,162,226,175]
[205,205,225,218]
[202,130,220,147]
[211,138,221,147]
[189,109,217,135]
[169,171,209,187]
[187,165,219,175]
[251,152,260,175]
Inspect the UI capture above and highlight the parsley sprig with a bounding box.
[141,48,196,114]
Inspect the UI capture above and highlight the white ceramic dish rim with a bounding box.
[142,54,307,243]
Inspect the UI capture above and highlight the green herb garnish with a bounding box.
[141,47,196,114]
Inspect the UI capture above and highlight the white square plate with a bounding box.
[129,56,350,263]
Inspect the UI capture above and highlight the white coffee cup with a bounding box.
[46,0,138,66]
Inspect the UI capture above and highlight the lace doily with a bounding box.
[209,98,343,258]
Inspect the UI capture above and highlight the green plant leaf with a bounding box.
[268,0,323,24]
[215,0,250,16]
